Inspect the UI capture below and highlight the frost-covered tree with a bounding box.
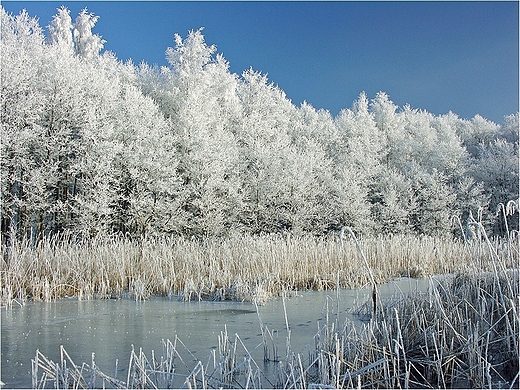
[470,139,518,235]
[47,6,104,59]
[407,166,457,236]
[296,102,345,233]
[452,112,518,234]
[236,69,338,235]
[1,7,48,242]
[2,6,106,239]
[1,7,182,241]
[334,92,383,233]
[335,92,382,172]
[148,29,243,237]
[236,69,296,233]
[370,91,402,168]
[431,112,488,231]
[368,95,476,235]
[2,6,517,241]
[370,168,414,234]
[73,8,105,59]
[79,58,183,238]
[47,6,73,54]
[298,101,336,147]
[458,114,501,157]
[429,112,470,179]
[500,112,519,145]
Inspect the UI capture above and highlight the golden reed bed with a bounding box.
[1,231,516,305]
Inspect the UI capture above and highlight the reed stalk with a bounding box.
[3,233,508,306]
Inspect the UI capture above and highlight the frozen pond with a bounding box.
[1,277,429,388]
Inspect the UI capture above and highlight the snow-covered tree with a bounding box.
[2,7,183,241]
[64,53,184,239]
[148,29,243,237]
[407,166,457,236]
[370,168,414,234]
[458,114,501,157]
[47,6,73,54]
[334,92,383,233]
[296,102,345,233]
[2,6,517,241]
[235,69,294,233]
[73,8,105,59]
[500,112,519,145]
[1,7,47,242]
[368,95,474,235]
[470,138,518,234]
[370,91,402,168]
[236,69,339,235]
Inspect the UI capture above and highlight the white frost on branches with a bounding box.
[1,6,518,240]
[47,6,105,59]
[47,6,74,53]
[73,8,105,59]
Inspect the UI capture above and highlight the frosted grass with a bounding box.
[1,232,515,306]
[17,220,520,388]
[29,265,519,389]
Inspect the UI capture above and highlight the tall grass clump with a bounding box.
[347,269,519,388]
[32,331,269,389]
[1,230,515,306]
[298,219,519,388]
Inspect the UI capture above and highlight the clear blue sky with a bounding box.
[2,1,518,123]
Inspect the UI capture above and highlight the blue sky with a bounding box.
[2,1,518,123]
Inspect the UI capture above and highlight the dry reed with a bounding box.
[30,265,518,389]
[16,217,520,388]
[1,232,513,306]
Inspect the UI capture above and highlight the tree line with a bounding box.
[1,7,518,244]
